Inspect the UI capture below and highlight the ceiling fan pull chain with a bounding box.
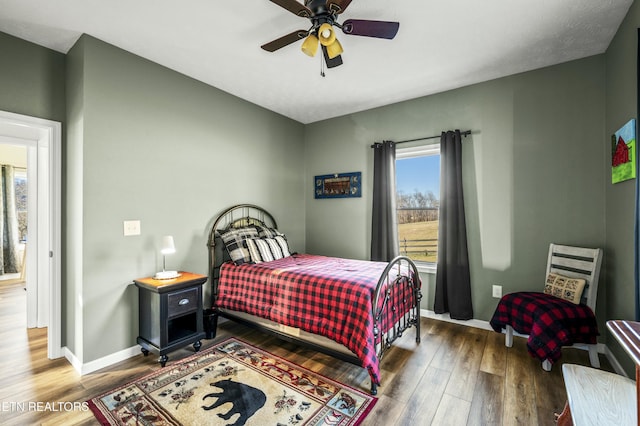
[320,53,326,77]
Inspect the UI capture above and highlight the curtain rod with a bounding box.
[396,129,472,144]
[371,130,473,147]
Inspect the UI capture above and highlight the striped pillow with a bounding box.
[246,236,291,263]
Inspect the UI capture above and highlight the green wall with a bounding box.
[305,56,607,323]
[0,31,69,345]
[0,32,65,122]
[65,35,305,363]
[64,34,86,357]
[605,0,640,376]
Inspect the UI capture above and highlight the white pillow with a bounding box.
[246,236,291,263]
[543,272,586,304]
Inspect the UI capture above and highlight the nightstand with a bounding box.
[134,272,207,366]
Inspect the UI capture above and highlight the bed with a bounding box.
[206,204,422,394]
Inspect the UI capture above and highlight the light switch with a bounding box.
[123,220,141,236]
[492,285,502,298]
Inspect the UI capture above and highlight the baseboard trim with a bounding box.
[63,346,81,373]
[64,345,141,375]
[420,309,494,331]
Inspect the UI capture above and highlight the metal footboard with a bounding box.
[371,255,423,394]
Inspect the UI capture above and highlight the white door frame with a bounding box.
[0,110,62,359]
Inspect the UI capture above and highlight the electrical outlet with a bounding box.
[123,220,141,236]
[492,285,502,298]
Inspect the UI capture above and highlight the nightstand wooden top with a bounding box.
[134,271,207,293]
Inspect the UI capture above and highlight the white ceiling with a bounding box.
[0,0,633,124]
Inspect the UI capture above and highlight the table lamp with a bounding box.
[154,235,179,279]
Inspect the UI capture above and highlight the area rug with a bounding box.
[88,337,377,426]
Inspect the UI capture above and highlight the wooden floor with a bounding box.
[0,280,614,426]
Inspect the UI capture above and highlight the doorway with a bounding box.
[0,110,61,359]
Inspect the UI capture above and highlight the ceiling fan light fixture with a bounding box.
[262,0,400,70]
[301,33,319,57]
[318,23,336,46]
[325,37,343,59]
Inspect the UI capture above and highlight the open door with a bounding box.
[0,110,61,359]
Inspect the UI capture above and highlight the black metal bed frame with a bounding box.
[206,203,422,394]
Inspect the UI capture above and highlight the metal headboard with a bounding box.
[206,204,278,307]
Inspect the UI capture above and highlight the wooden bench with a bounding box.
[562,364,636,425]
[560,319,640,425]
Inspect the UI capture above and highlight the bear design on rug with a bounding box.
[202,378,267,426]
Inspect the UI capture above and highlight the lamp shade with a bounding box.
[301,34,319,57]
[325,38,343,59]
[161,236,176,255]
[155,235,179,279]
[318,23,336,46]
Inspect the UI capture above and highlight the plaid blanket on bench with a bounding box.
[490,291,599,364]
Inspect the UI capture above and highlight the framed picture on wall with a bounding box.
[611,118,637,184]
[314,172,362,199]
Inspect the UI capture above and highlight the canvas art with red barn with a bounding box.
[612,118,636,184]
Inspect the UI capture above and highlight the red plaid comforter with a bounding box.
[490,292,599,364]
[215,254,417,385]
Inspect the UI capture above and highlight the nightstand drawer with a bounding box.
[168,287,198,317]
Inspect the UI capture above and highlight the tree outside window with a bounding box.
[15,170,27,242]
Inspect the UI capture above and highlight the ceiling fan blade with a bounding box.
[261,30,308,52]
[322,45,343,68]
[327,0,353,14]
[267,0,312,18]
[341,19,400,39]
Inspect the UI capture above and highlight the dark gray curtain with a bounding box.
[1,165,19,275]
[371,141,399,262]
[434,130,473,320]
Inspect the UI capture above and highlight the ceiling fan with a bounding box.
[261,0,400,69]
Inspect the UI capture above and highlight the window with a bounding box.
[396,144,440,265]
